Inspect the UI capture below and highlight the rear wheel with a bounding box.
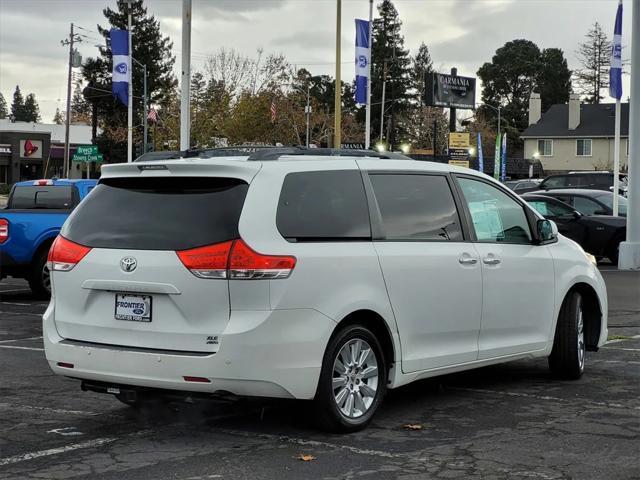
[314,324,387,433]
[28,248,51,299]
[548,291,585,379]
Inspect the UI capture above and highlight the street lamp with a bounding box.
[480,103,501,136]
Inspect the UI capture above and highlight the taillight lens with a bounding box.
[176,239,296,280]
[229,239,296,279]
[47,236,92,271]
[176,241,233,279]
[0,219,8,244]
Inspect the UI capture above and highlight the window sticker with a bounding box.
[468,200,504,241]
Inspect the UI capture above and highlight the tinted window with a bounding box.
[571,196,605,215]
[595,193,627,216]
[370,174,462,241]
[541,176,566,188]
[10,186,74,209]
[591,174,613,187]
[528,198,573,217]
[458,178,532,244]
[62,177,248,250]
[277,170,370,241]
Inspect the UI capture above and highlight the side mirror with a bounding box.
[572,210,583,219]
[537,219,558,243]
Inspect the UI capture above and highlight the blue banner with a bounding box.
[610,1,623,100]
[500,133,507,181]
[110,29,130,106]
[477,132,484,173]
[354,19,370,105]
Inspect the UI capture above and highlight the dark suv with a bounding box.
[517,172,628,195]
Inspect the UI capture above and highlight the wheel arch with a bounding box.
[563,282,602,351]
[32,234,56,265]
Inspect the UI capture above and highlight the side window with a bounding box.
[529,199,573,217]
[277,170,371,241]
[572,196,604,215]
[369,174,462,241]
[457,177,532,244]
[541,176,566,188]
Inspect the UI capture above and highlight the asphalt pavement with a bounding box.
[0,267,638,480]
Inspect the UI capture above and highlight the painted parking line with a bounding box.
[0,437,117,466]
[0,336,43,343]
[0,288,31,294]
[0,345,44,351]
[449,387,640,411]
[0,403,101,417]
[0,310,42,317]
[602,346,640,352]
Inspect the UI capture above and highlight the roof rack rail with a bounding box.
[246,147,411,161]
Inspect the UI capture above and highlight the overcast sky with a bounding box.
[0,0,632,122]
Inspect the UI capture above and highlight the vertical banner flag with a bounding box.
[493,132,501,180]
[110,29,130,106]
[355,19,370,105]
[609,0,623,100]
[477,132,484,173]
[500,133,507,181]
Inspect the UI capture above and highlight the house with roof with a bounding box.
[521,93,629,174]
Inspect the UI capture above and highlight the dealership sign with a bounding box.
[448,132,470,166]
[424,72,476,110]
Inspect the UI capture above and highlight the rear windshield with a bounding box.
[62,177,248,250]
[9,185,74,209]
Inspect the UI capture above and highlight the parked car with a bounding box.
[44,151,608,432]
[0,179,97,297]
[517,171,628,195]
[522,193,626,264]
[528,189,627,217]
[503,178,543,193]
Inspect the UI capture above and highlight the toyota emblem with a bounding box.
[120,257,137,272]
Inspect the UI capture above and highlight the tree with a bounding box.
[71,80,91,123]
[0,93,7,119]
[477,39,571,147]
[82,0,176,161]
[412,42,433,96]
[574,22,611,104]
[367,0,413,146]
[537,48,572,111]
[23,93,41,122]
[53,107,65,125]
[11,85,25,121]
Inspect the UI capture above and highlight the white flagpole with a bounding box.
[127,6,133,162]
[180,0,192,151]
[614,99,621,216]
[365,0,373,149]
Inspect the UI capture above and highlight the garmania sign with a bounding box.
[424,72,476,110]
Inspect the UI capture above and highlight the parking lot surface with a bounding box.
[0,267,638,480]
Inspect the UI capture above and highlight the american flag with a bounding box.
[147,108,158,123]
[270,99,277,123]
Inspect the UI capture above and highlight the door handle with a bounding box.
[458,254,478,265]
[482,256,501,265]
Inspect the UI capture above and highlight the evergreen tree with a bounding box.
[368,0,412,146]
[574,22,611,104]
[53,107,65,125]
[0,93,7,119]
[538,48,572,112]
[412,42,433,96]
[11,85,25,121]
[71,80,91,122]
[83,0,176,161]
[23,93,41,122]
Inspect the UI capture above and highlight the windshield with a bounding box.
[596,192,628,216]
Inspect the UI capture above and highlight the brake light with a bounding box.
[47,236,92,271]
[176,239,296,280]
[229,239,296,279]
[33,179,54,186]
[176,241,233,279]
[0,219,7,244]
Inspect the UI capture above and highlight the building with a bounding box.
[521,93,629,174]
[0,119,99,184]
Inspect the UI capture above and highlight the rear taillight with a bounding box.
[0,219,8,244]
[176,239,296,280]
[175,241,233,279]
[47,236,92,271]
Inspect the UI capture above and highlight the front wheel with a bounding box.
[548,291,585,379]
[314,324,387,433]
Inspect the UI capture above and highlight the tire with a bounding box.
[314,324,387,433]
[28,248,51,299]
[548,291,585,379]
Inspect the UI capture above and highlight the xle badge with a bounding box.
[206,336,219,345]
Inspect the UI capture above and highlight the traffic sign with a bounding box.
[73,145,103,163]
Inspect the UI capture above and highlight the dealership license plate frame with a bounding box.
[114,293,153,322]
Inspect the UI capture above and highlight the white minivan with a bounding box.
[44,149,608,432]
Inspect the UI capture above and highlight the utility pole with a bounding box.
[305,84,311,147]
[334,0,342,148]
[449,67,457,133]
[61,23,81,178]
[180,0,192,151]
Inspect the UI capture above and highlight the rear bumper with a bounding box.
[43,303,336,400]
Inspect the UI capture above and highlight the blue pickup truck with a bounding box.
[0,179,97,297]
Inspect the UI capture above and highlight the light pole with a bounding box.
[131,57,148,154]
[481,103,501,136]
[305,84,311,148]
